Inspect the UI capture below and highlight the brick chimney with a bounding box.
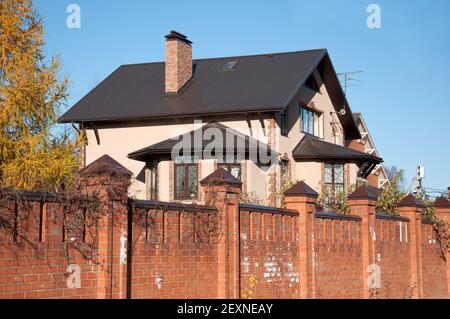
[165,30,193,94]
[448,187,450,199]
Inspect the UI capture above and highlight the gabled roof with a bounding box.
[79,154,132,177]
[398,194,424,208]
[128,122,276,162]
[434,197,450,208]
[200,168,242,186]
[292,135,383,164]
[284,181,318,197]
[58,49,361,139]
[348,185,382,200]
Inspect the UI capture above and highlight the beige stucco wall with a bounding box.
[157,160,171,201]
[85,118,272,200]
[293,162,323,193]
[245,161,269,202]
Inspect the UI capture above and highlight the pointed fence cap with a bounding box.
[284,181,318,197]
[398,194,424,208]
[348,185,381,200]
[79,155,132,177]
[200,168,242,186]
[434,197,450,208]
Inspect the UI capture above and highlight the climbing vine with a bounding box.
[0,187,103,266]
[415,189,450,256]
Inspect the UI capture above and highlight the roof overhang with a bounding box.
[128,122,278,164]
[292,135,383,178]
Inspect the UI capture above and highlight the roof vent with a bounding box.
[221,61,238,72]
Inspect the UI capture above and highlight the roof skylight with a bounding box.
[221,61,238,71]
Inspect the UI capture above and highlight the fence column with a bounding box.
[348,186,379,299]
[200,168,242,299]
[398,194,424,299]
[434,197,450,297]
[78,155,132,299]
[284,181,318,299]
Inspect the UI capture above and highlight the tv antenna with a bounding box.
[337,71,364,95]
[406,165,425,195]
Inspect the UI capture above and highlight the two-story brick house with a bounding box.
[59,31,382,205]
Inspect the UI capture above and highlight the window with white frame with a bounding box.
[300,106,323,138]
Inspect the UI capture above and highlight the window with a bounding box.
[332,127,340,144]
[174,157,198,199]
[300,107,323,137]
[146,161,158,200]
[324,163,345,209]
[217,156,242,180]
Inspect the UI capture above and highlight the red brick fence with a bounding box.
[0,155,449,299]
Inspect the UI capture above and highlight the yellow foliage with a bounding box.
[0,0,81,191]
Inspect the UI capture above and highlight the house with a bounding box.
[59,31,383,205]
[349,113,389,189]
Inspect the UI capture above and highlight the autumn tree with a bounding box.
[0,0,82,191]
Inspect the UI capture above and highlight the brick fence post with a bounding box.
[284,181,318,299]
[348,186,379,299]
[200,168,242,299]
[434,196,450,297]
[78,155,132,299]
[398,194,424,299]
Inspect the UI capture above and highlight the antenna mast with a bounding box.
[337,71,364,95]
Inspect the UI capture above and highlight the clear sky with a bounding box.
[34,0,450,194]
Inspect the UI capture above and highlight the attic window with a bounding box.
[305,74,320,93]
[221,61,238,71]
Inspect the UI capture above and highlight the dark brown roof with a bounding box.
[127,122,276,162]
[79,154,132,177]
[58,49,361,139]
[292,135,383,164]
[398,194,424,208]
[434,197,450,208]
[284,181,318,197]
[200,168,242,186]
[348,186,381,200]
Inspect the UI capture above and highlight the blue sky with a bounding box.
[34,0,450,193]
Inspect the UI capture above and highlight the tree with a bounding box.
[385,165,406,191]
[375,170,405,215]
[0,0,82,191]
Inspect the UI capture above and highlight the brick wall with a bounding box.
[127,205,218,299]
[420,222,448,298]
[374,216,412,298]
[239,208,299,299]
[0,156,449,299]
[0,200,112,299]
[313,215,363,298]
